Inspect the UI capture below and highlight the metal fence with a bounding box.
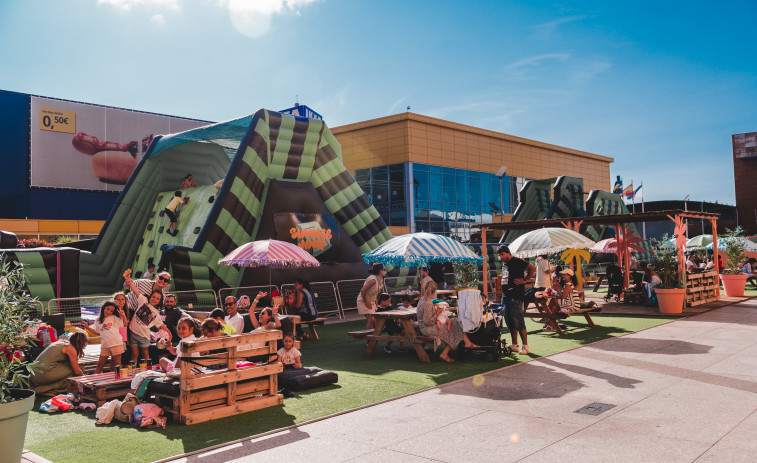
[335,279,365,316]
[170,289,219,312]
[280,281,342,318]
[48,295,115,321]
[217,285,279,310]
[28,300,46,318]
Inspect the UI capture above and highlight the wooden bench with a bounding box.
[150,330,283,425]
[526,298,602,334]
[349,308,436,362]
[347,329,434,347]
[67,372,134,406]
[285,315,327,340]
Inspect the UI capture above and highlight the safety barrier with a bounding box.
[48,295,115,321]
[280,281,342,318]
[29,300,46,318]
[335,279,365,316]
[170,289,219,312]
[217,285,279,311]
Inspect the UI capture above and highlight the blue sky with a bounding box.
[1,0,755,205]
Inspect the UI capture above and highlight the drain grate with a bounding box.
[575,402,615,416]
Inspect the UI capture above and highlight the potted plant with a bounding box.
[651,234,686,314]
[719,226,748,297]
[452,261,479,290]
[0,254,39,463]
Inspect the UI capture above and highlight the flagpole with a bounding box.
[631,179,635,211]
[641,182,646,240]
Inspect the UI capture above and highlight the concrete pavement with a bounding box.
[159,298,757,462]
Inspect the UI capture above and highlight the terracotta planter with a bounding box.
[0,388,35,463]
[656,288,686,314]
[721,273,748,297]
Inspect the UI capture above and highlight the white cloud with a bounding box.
[97,0,180,11]
[509,53,571,69]
[532,16,585,40]
[220,0,320,38]
[151,13,165,24]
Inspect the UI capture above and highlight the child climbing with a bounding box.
[208,179,223,203]
[164,191,187,236]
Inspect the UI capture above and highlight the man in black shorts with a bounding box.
[498,245,535,355]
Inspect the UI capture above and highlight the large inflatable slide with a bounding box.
[7,109,393,300]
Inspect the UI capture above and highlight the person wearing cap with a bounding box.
[497,245,535,355]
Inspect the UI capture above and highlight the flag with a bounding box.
[623,184,634,199]
[634,185,643,200]
[612,176,623,194]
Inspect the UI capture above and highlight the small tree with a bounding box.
[452,261,479,289]
[0,254,39,403]
[651,234,684,289]
[721,226,747,275]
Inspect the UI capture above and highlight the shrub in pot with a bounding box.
[0,254,39,463]
[720,226,748,297]
[651,234,686,314]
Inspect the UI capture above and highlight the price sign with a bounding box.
[39,107,76,134]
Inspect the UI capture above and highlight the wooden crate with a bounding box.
[67,372,134,406]
[686,271,719,307]
[152,330,283,425]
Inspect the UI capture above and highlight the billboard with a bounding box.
[733,132,757,159]
[273,212,341,262]
[30,96,210,191]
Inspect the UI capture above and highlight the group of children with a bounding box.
[91,271,302,376]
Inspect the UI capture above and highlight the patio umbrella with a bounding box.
[686,234,713,251]
[507,227,595,258]
[705,237,757,252]
[659,237,678,249]
[362,232,483,267]
[589,237,645,254]
[218,239,320,285]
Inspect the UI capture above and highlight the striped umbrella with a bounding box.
[508,227,595,258]
[218,239,320,285]
[362,232,483,267]
[589,237,645,254]
[705,237,757,252]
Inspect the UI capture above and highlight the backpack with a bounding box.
[36,326,58,348]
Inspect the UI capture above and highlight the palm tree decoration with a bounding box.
[561,248,591,288]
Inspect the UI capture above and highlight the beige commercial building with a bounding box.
[332,112,613,238]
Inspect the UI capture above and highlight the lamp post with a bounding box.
[495,166,507,222]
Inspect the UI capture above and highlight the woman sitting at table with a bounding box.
[640,262,662,300]
[29,332,88,394]
[743,258,757,288]
[541,269,581,323]
[416,281,479,362]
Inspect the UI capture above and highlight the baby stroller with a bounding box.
[605,264,623,302]
[455,293,511,362]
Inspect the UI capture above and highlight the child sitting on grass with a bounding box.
[93,300,129,373]
[277,332,301,369]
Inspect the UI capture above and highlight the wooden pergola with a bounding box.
[478,210,721,298]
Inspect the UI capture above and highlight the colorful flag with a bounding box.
[612,176,623,194]
[623,184,634,199]
[634,185,643,200]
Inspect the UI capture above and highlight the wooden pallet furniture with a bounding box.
[686,271,719,307]
[151,330,283,425]
[67,372,135,406]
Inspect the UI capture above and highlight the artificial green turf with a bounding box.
[25,314,674,463]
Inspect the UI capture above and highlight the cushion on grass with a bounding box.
[278,367,338,391]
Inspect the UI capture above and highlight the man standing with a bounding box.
[224,296,245,334]
[418,266,433,294]
[126,270,172,313]
[498,245,535,355]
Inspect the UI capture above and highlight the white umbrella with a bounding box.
[507,227,595,258]
[362,232,482,267]
[686,234,713,251]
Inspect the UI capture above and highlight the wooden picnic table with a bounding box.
[363,307,434,362]
[525,296,601,334]
[67,371,135,406]
[592,272,607,292]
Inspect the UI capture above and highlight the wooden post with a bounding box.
[711,218,720,296]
